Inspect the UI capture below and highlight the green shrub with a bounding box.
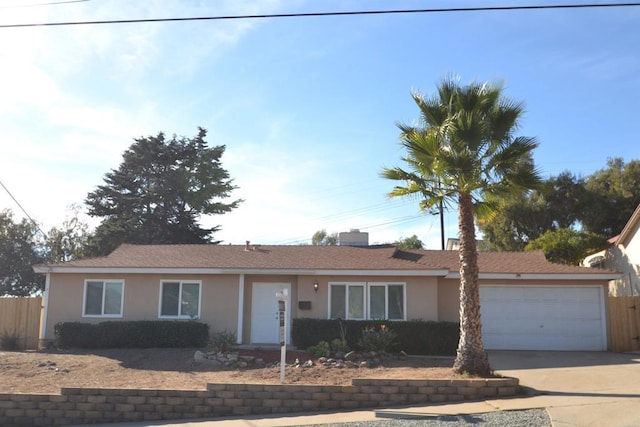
[208,330,237,353]
[307,341,330,357]
[357,324,397,352]
[54,320,209,349]
[330,338,350,353]
[0,330,20,350]
[292,318,458,356]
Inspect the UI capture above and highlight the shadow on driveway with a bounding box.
[488,350,640,370]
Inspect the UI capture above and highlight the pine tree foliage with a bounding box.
[85,128,241,255]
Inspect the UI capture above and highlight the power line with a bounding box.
[0,179,48,239]
[0,0,89,9]
[1,2,639,29]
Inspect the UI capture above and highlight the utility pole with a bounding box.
[439,199,445,250]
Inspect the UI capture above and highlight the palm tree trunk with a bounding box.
[453,192,490,376]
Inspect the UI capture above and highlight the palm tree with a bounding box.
[382,77,541,375]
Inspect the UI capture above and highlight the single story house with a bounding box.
[34,242,619,351]
[583,203,640,296]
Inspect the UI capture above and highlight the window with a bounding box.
[83,280,124,317]
[159,281,201,318]
[329,283,365,320]
[369,283,405,320]
[329,282,405,320]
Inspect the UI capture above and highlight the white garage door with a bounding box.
[480,285,606,351]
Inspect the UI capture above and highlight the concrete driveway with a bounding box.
[487,350,640,426]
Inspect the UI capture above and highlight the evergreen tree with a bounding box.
[85,128,241,255]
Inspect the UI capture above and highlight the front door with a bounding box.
[250,282,291,344]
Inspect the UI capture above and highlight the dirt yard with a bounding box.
[0,348,461,394]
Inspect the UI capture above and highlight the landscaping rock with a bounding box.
[344,351,357,361]
[193,348,404,372]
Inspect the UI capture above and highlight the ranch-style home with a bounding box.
[34,240,619,352]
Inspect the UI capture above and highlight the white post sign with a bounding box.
[276,288,288,384]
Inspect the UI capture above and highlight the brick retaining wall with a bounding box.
[0,377,519,426]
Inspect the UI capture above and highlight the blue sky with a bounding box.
[0,0,638,248]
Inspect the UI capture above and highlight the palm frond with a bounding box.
[383,76,540,229]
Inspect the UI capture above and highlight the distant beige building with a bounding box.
[583,203,640,296]
[445,238,490,251]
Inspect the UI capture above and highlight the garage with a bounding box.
[480,285,607,351]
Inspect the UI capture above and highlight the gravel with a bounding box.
[308,409,551,426]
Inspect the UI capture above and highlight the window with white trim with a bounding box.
[330,283,365,320]
[329,282,405,320]
[83,280,124,317]
[159,281,201,318]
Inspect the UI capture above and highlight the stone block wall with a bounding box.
[0,377,519,426]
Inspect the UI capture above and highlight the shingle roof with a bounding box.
[37,243,614,276]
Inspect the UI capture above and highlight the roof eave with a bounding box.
[35,266,451,276]
[445,272,622,280]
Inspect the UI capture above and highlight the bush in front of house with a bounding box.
[306,340,331,357]
[207,329,237,353]
[358,324,398,352]
[292,318,459,356]
[54,320,210,349]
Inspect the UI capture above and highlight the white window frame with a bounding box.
[367,282,407,321]
[328,282,406,321]
[82,279,124,318]
[328,282,366,320]
[158,280,202,319]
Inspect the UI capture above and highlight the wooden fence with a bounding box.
[608,296,640,352]
[0,297,42,350]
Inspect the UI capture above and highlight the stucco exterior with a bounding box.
[35,243,619,350]
[43,273,240,342]
[609,214,640,295]
[583,204,640,296]
[42,272,444,343]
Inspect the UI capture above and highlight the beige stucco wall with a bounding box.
[43,273,240,341]
[437,279,460,322]
[43,271,611,346]
[609,219,640,296]
[288,275,440,321]
[237,275,440,344]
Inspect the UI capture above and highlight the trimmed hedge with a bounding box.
[292,318,459,356]
[54,320,209,349]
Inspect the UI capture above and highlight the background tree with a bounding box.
[311,229,338,245]
[0,210,46,296]
[479,160,639,257]
[382,77,540,375]
[85,128,241,256]
[525,228,605,265]
[480,172,586,251]
[478,191,547,251]
[582,158,640,237]
[46,205,90,263]
[394,235,424,250]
